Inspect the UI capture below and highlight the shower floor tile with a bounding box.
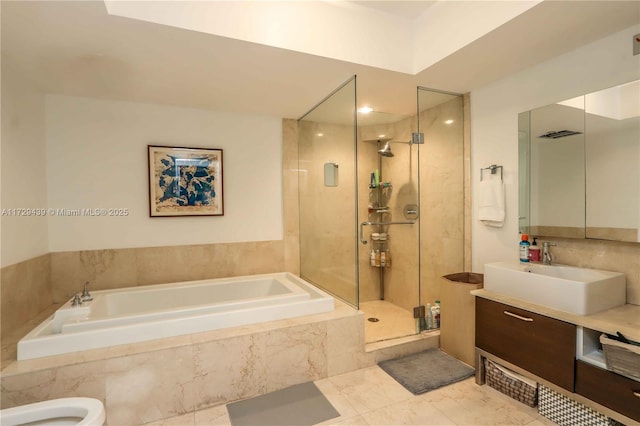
[359,300,416,343]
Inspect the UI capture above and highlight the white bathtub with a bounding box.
[17,273,334,360]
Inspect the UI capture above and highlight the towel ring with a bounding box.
[480,165,503,181]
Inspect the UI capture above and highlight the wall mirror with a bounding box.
[519,79,640,243]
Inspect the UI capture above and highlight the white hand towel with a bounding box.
[478,180,505,227]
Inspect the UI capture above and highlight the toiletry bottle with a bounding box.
[380,251,386,267]
[431,305,438,329]
[375,250,381,267]
[426,303,433,329]
[385,249,391,268]
[370,249,376,266]
[434,300,441,328]
[519,234,530,262]
[529,237,541,262]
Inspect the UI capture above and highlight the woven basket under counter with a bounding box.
[484,358,538,407]
[600,334,640,381]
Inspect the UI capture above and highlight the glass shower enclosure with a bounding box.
[298,77,464,343]
[297,77,359,306]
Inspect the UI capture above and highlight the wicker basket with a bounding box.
[485,359,538,407]
[538,384,623,426]
[600,334,640,381]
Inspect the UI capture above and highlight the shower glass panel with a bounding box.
[358,111,421,342]
[417,88,465,308]
[297,77,358,307]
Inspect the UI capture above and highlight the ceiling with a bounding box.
[2,1,638,119]
[348,1,437,20]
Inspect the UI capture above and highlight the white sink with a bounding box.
[484,261,626,315]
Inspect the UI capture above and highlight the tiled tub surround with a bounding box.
[1,240,286,340]
[1,300,439,426]
[17,273,334,360]
[1,254,52,340]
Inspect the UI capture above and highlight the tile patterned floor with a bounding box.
[359,300,417,343]
[144,365,558,426]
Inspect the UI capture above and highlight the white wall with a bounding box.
[1,63,49,267]
[471,24,640,271]
[46,95,283,252]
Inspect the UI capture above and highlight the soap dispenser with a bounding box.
[529,238,541,262]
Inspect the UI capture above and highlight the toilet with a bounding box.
[0,397,105,426]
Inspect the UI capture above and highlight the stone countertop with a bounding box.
[472,289,640,343]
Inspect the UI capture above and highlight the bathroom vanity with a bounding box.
[473,290,640,424]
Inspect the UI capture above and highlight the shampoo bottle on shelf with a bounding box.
[519,234,530,262]
[375,250,381,267]
[426,303,434,329]
[434,300,441,328]
[370,249,376,266]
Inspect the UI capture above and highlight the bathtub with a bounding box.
[17,273,334,360]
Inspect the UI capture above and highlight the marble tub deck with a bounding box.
[1,299,440,425]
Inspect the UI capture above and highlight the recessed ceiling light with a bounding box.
[358,107,373,114]
[444,119,454,125]
[316,133,324,137]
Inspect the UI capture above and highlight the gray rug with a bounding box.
[379,348,475,395]
[227,382,339,426]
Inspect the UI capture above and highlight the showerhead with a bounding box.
[378,141,394,157]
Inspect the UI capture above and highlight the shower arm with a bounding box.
[359,221,416,245]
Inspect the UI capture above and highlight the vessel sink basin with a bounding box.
[484,261,626,315]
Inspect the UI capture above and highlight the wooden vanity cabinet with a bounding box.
[476,297,576,391]
[576,360,640,422]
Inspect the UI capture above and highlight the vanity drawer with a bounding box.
[576,360,640,422]
[476,298,576,391]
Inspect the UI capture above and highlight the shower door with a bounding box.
[357,110,421,342]
[417,87,465,308]
[297,77,359,307]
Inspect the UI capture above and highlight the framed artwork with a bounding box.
[148,145,224,217]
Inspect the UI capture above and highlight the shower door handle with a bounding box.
[360,221,373,245]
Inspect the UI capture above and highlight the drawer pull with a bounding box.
[634,391,640,398]
[503,310,534,322]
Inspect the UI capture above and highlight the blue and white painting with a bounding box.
[149,146,223,216]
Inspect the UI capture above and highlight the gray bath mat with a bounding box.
[379,348,475,395]
[227,382,339,426]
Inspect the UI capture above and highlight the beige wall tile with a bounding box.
[463,94,472,272]
[51,249,137,303]
[1,254,52,338]
[282,118,300,275]
[543,238,640,305]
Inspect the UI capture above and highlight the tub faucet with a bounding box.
[71,293,83,307]
[542,242,556,265]
[81,281,93,302]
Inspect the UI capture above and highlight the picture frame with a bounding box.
[148,145,224,217]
